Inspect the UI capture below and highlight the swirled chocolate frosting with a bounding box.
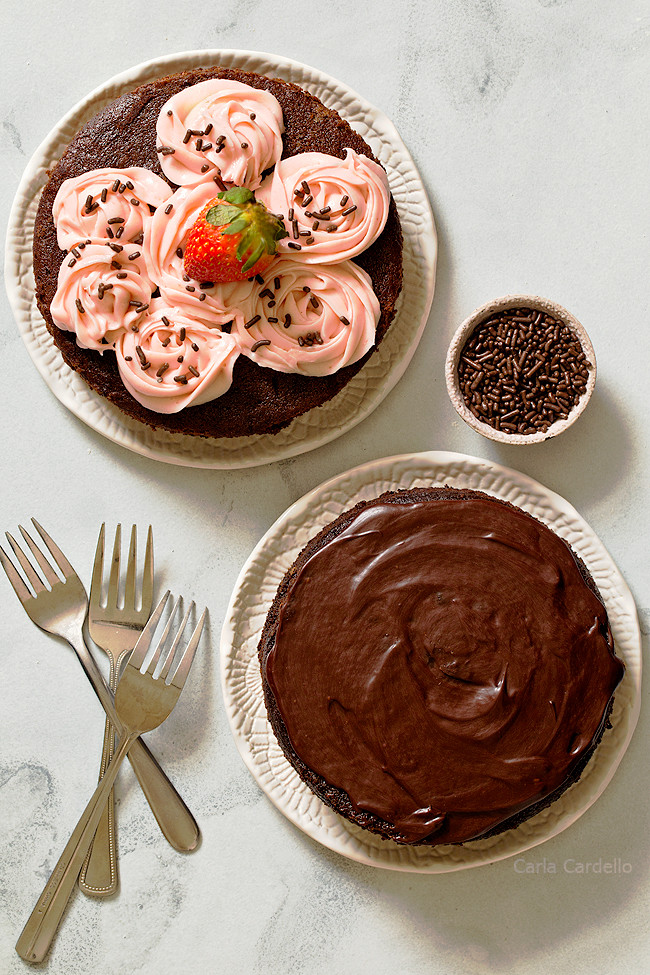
[262,489,624,845]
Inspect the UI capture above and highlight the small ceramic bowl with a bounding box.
[445,294,597,445]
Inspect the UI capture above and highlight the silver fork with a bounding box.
[16,591,206,965]
[0,521,200,859]
[78,524,154,897]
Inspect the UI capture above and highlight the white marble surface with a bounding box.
[1,2,648,973]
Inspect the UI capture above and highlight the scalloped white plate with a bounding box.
[5,50,436,469]
[221,451,641,872]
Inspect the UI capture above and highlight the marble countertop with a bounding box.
[1,1,648,973]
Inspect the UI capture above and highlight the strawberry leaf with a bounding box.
[218,186,255,205]
[206,204,241,227]
[241,239,266,273]
[222,215,249,236]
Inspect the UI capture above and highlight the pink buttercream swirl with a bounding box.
[145,181,218,280]
[50,243,153,351]
[231,257,380,376]
[115,299,240,413]
[256,149,390,263]
[156,79,284,189]
[52,168,173,251]
[157,272,255,331]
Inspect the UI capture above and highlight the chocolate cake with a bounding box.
[259,487,624,846]
[32,66,403,438]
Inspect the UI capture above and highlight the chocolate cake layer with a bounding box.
[259,487,624,846]
[33,66,403,438]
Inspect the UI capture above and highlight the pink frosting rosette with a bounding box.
[50,243,153,351]
[231,257,380,376]
[52,168,173,251]
[115,300,240,413]
[256,149,390,263]
[157,272,256,332]
[144,181,222,280]
[156,79,284,189]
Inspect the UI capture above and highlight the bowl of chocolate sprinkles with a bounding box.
[445,295,596,444]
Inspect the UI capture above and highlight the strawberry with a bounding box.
[183,186,287,283]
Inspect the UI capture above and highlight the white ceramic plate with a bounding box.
[5,50,436,469]
[220,451,641,872]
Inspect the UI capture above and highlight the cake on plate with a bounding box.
[259,487,624,846]
[32,66,403,439]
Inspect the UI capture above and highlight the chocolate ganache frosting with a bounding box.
[261,488,624,845]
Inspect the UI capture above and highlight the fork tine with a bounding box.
[169,608,206,690]
[145,596,182,676]
[6,532,46,595]
[124,526,137,611]
[19,525,60,587]
[31,519,76,579]
[107,524,121,609]
[89,523,105,612]
[129,590,171,670]
[141,526,154,613]
[158,601,191,681]
[0,543,32,603]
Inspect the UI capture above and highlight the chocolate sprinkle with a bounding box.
[244,314,261,329]
[456,307,591,435]
[251,339,271,352]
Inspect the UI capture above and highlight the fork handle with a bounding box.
[78,661,119,897]
[16,732,138,964]
[127,739,200,852]
[69,632,200,853]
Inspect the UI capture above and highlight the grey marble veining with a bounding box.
[1,1,649,972]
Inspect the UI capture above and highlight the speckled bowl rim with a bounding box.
[221,450,640,872]
[5,49,436,469]
[445,294,596,445]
